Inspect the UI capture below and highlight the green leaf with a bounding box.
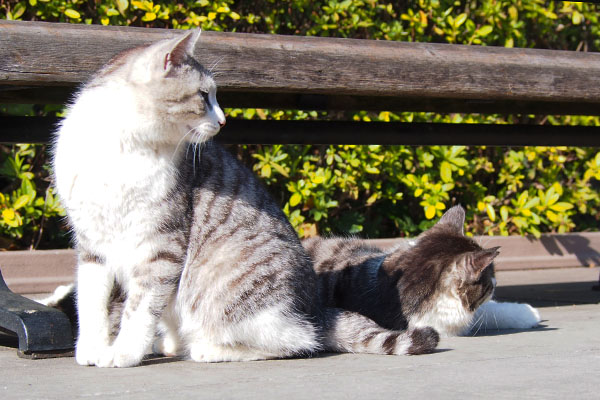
[270,162,289,178]
[500,206,509,222]
[477,25,493,37]
[486,204,496,222]
[366,193,378,205]
[261,163,272,178]
[64,9,81,19]
[142,12,157,22]
[289,193,301,207]
[425,205,436,220]
[440,161,452,182]
[546,210,559,222]
[116,0,129,15]
[13,195,30,210]
[12,3,26,19]
[450,157,468,167]
[349,224,363,234]
[549,202,574,212]
[454,13,467,28]
[523,197,540,209]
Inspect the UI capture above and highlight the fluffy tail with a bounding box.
[321,308,439,355]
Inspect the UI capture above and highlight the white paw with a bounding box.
[95,345,143,368]
[75,339,110,366]
[152,335,180,357]
[189,342,227,363]
[515,304,541,329]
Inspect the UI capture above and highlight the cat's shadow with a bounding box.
[467,323,555,337]
[141,354,185,366]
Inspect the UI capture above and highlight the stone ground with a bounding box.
[1,267,598,400]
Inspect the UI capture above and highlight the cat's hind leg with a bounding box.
[188,340,279,363]
[153,298,182,357]
[181,304,320,362]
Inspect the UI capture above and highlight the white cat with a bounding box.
[53,30,227,367]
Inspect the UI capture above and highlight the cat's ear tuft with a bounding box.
[436,205,465,235]
[469,246,500,278]
[163,29,202,72]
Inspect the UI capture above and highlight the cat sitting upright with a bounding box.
[304,206,541,337]
[51,30,439,368]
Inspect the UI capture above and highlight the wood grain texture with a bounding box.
[2,20,600,114]
[4,116,600,146]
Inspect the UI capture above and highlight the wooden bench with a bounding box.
[1,20,600,356]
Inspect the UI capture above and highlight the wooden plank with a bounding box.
[3,116,600,146]
[2,20,600,115]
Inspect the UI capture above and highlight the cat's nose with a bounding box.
[219,119,226,128]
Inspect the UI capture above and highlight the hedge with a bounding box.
[1,0,600,249]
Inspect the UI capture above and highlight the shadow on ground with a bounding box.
[495,280,600,307]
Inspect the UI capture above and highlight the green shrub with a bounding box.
[1,0,600,248]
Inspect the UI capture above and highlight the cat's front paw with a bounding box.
[95,345,143,368]
[75,339,110,366]
[515,303,542,329]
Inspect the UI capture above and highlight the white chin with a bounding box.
[198,125,220,139]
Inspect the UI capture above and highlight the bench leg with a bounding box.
[0,268,74,358]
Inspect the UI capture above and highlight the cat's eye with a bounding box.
[199,90,210,104]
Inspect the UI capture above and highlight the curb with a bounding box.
[1,233,599,294]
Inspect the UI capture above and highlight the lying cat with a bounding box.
[51,30,438,367]
[304,206,541,337]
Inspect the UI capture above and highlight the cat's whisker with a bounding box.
[173,127,197,161]
[209,56,226,73]
[471,314,485,336]
[493,311,500,330]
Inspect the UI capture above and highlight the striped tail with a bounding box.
[322,308,439,355]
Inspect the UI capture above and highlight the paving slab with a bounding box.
[0,267,598,400]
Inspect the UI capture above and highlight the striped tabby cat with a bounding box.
[52,30,438,368]
[305,206,540,337]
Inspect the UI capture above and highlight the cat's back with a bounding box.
[181,142,319,321]
[191,142,296,237]
[304,237,386,274]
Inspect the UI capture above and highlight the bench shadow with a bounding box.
[534,234,600,268]
[494,281,600,308]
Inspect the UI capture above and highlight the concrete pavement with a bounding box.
[1,267,598,400]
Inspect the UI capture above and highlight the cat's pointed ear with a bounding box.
[469,246,500,279]
[436,205,465,235]
[163,29,202,72]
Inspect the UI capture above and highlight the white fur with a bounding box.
[467,300,541,334]
[38,283,74,307]
[411,291,473,337]
[184,304,319,362]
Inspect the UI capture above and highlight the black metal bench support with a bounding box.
[0,268,74,358]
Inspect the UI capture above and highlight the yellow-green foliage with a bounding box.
[1,1,600,247]
[0,140,66,249]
